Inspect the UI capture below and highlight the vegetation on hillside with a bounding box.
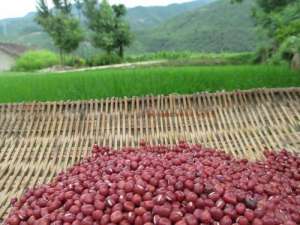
[235,0,300,69]
[132,0,260,53]
[0,65,299,103]
[0,0,212,41]
[1,0,299,72]
[0,0,258,55]
[127,0,215,30]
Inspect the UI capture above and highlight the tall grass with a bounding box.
[126,52,254,65]
[125,51,193,62]
[0,65,299,103]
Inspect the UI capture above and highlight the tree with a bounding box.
[232,0,297,12]
[113,4,132,58]
[84,0,115,54]
[83,0,132,57]
[233,0,300,69]
[277,36,300,70]
[36,0,84,64]
[75,0,84,21]
[255,0,297,13]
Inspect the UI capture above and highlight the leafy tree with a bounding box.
[233,0,300,69]
[84,0,115,54]
[75,0,84,21]
[233,0,297,12]
[274,3,300,42]
[277,36,300,70]
[255,0,297,13]
[112,4,132,58]
[83,0,132,57]
[36,0,84,64]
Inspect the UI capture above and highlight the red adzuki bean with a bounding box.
[4,145,300,225]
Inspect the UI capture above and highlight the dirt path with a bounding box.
[41,60,168,73]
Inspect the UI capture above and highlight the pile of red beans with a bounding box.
[5,143,300,225]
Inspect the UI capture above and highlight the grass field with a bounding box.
[0,65,299,103]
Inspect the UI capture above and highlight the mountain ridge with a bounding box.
[0,0,260,54]
[131,0,259,53]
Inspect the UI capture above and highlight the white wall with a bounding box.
[0,50,15,71]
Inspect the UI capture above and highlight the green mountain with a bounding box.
[132,0,259,53]
[0,0,214,48]
[0,0,260,54]
[0,12,54,51]
[127,0,214,30]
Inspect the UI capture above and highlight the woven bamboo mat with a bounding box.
[0,88,300,219]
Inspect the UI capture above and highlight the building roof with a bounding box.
[0,43,28,57]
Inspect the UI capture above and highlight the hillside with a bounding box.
[0,0,261,54]
[127,0,214,30]
[132,0,259,53]
[0,0,214,49]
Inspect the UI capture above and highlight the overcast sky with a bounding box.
[0,0,194,20]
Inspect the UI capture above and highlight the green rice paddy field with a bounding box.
[0,65,299,103]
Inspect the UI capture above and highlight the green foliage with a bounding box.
[0,0,258,54]
[125,51,192,62]
[83,0,132,57]
[36,0,84,63]
[255,0,297,13]
[74,0,84,16]
[0,0,214,45]
[235,0,300,68]
[252,46,274,64]
[46,15,84,53]
[13,50,87,71]
[0,65,299,103]
[276,20,300,43]
[127,0,214,30]
[96,0,115,53]
[65,55,86,67]
[274,2,300,42]
[163,52,255,66]
[233,0,297,12]
[113,5,132,58]
[131,0,260,54]
[13,50,59,71]
[84,51,254,67]
[271,36,300,65]
[125,51,254,66]
[84,0,116,54]
[86,53,122,66]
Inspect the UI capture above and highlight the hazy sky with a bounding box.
[0,0,193,20]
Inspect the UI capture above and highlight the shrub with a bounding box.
[268,36,300,67]
[155,52,255,67]
[252,46,274,64]
[219,52,254,65]
[14,50,59,71]
[86,53,122,67]
[65,56,86,68]
[125,51,192,62]
[278,36,300,61]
